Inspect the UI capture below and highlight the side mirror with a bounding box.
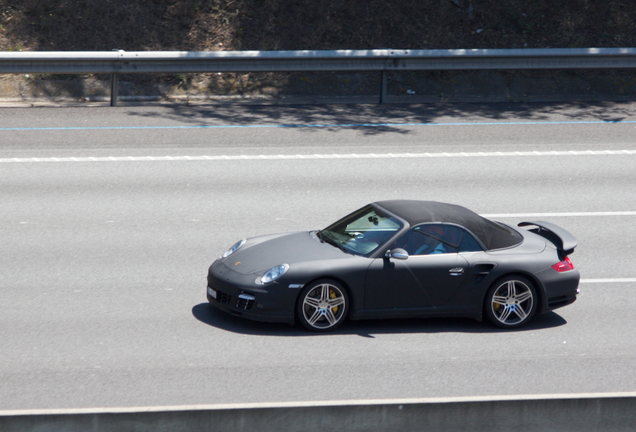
[385,248,408,260]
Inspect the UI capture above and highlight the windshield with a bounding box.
[319,205,404,256]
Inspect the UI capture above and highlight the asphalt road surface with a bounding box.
[1,101,635,410]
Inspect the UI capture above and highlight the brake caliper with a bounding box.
[330,289,338,314]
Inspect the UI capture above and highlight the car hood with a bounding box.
[222,231,346,275]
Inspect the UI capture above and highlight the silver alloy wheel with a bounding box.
[301,282,347,330]
[490,279,534,326]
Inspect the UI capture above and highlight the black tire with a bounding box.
[485,275,538,329]
[297,279,348,332]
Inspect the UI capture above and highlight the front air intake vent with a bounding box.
[237,293,255,311]
[216,290,232,305]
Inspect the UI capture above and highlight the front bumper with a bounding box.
[206,259,296,325]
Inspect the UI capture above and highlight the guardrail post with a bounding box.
[380,71,387,103]
[110,72,119,106]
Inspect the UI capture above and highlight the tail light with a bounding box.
[552,256,574,272]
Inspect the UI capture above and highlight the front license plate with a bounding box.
[207,286,217,299]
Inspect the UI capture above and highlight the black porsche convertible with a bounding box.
[207,200,579,332]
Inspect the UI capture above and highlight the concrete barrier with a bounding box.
[1,393,635,432]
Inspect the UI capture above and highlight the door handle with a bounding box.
[449,267,464,276]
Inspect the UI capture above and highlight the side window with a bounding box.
[459,231,483,252]
[392,229,432,255]
[418,225,460,255]
[393,224,462,255]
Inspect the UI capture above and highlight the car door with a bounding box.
[364,253,469,312]
[363,224,469,313]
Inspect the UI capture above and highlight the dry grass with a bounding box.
[1,0,635,52]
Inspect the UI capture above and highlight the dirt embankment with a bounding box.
[2,0,635,103]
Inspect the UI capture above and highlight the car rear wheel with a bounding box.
[485,276,537,328]
[297,279,348,332]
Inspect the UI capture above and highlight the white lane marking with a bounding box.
[482,212,636,218]
[1,149,636,163]
[580,278,636,283]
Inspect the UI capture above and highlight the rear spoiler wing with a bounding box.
[518,221,577,255]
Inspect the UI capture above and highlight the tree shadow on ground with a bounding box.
[122,100,636,137]
[192,302,567,338]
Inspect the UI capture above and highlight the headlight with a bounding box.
[258,264,290,284]
[221,239,246,259]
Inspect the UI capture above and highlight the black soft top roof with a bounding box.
[374,200,522,250]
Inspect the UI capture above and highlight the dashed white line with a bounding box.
[482,212,636,218]
[580,278,636,284]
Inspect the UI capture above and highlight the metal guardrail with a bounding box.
[1,48,636,105]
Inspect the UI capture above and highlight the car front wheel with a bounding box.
[297,279,348,332]
[485,276,537,328]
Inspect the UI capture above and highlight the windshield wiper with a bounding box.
[319,231,350,254]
